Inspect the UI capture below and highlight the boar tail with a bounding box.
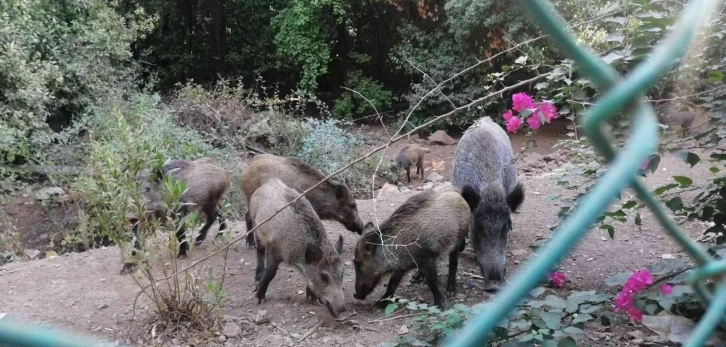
[461,185,480,212]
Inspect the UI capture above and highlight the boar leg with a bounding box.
[177,222,190,258]
[406,167,412,184]
[254,240,266,282]
[245,211,256,248]
[195,206,217,246]
[255,255,281,304]
[447,247,460,295]
[215,208,227,238]
[120,223,141,274]
[377,270,406,307]
[419,162,424,180]
[420,260,446,309]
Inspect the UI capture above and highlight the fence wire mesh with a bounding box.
[446,0,722,346]
[0,0,721,346]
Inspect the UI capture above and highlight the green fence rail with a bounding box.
[0,317,113,347]
[445,0,721,346]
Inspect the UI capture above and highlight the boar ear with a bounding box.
[362,222,375,234]
[362,232,378,255]
[305,244,323,265]
[335,235,344,255]
[333,182,347,200]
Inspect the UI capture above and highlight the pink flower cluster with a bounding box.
[549,271,566,288]
[614,269,673,322]
[503,92,559,133]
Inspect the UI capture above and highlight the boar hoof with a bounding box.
[120,262,137,275]
[446,285,456,297]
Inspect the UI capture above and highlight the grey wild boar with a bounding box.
[395,144,431,184]
[122,157,231,274]
[241,154,364,248]
[352,185,479,309]
[452,116,524,290]
[249,179,346,317]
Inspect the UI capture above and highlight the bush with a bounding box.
[0,0,153,167]
[333,71,393,120]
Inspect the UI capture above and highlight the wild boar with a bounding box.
[352,185,479,309]
[658,111,695,137]
[249,179,346,317]
[395,144,431,184]
[452,116,525,290]
[122,157,230,274]
[241,154,364,248]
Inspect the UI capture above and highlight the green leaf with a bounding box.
[572,313,593,323]
[511,318,530,330]
[558,337,577,347]
[600,224,615,239]
[677,151,700,168]
[666,197,684,212]
[710,167,721,173]
[385,303,398,316]
[407,302,418,310]
[708,70,724,83]
[622,200,637,209]
[580,304,602,314]
[605,272,631,286]
[673,176,693,187]
[530,287,546,298]
[563,327,585,335]
[654,183,679,195]
[540,311,562,330]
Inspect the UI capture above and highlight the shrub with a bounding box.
[0,0,153,167]
[333,71,393,120]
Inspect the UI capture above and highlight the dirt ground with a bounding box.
[0,119,717,346]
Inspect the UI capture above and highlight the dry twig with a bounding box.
[297,318,326,343]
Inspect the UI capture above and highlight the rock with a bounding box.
[543,154,556,162]
[428,130,456,145]
[218,335,227,343]
[398,325,409,335]
[0,181,11,193]
[426,172,444,183]
[661,254,676,259]
[24,249,41,260]
[510,249,528,257]
[254,310,270,325]
[376,183,404,199]
[422,182,434,190]
[223,322,241,338]
[97,303,108,310]
[35,187,67,201]
[267,334,286,347]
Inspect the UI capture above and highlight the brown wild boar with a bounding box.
[352,185,479,309]
[241,154,364,248]
[122,157,231,274]
[249,179,346,317]
[452,117,524,291]
[395,144,431,184]
[657,111,695,137]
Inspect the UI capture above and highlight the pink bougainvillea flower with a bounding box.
[625,270,653,293]
[526,114,542,130]
[538,102,559,123]
[506,116,523,133]
[512,92,536,112]
[549,271,566,288]
[626,306,644,322]
[614,292,633,312]
[640,159,650,171]
[661,284,673,296]
[503,109,514,120]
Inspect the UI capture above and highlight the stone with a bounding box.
[426,172,444,183]
[24,249,41,260]
[428,130,456,146]
[510,249,528,257]
[422,182,434,190]
[222,322,241,338]
[35,187,67,201]
[218,335,227,343]
[376,183,404,199]
[398,325,409,335]
[254,310,270,325]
